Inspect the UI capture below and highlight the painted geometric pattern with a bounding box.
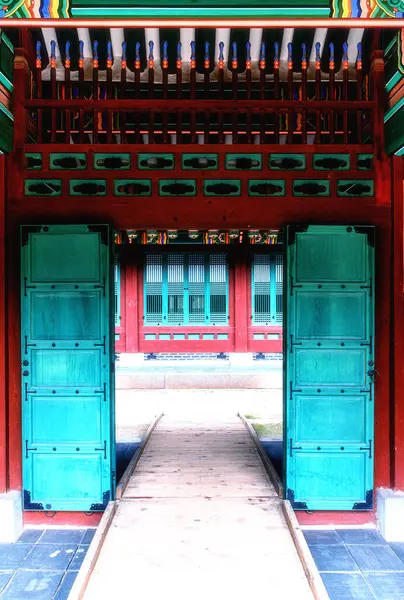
[0,0,402,18]
[0,0,69,18]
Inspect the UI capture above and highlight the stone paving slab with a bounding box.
[304,528,404,600]
[0,529,95,600]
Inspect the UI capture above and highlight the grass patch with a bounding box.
[244,413,258,420]
[252,422,283,437]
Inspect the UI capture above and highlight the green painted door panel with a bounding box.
[293,394,369,444]
[285,225,374,511]
[31,396,103,444]
[30,293,102,340]
[29,233,102,283]
[21,224,115,512]
[31,350,102,387]
[29,454,108,506]
[295,292,368,340]
[290,453,372,510]
[294,349,367,387]
[295,230,368,283]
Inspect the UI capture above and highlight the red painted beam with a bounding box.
[0,19,402,29]
[24,99,375,111]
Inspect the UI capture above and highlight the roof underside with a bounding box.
[4,26,398,82]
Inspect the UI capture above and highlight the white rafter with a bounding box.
[249,28,263,66]
[280,28,294,74]
[347,28,365,65]
[41,28,61,62]
[309,28,327,67]
[110,28,125,66]
[180,28,195,64]
[214,28,231,65]
[77,28,92,59]
[145,28,161,65]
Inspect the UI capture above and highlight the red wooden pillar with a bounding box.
[6,49,30,491]
[371,50,390,206]
[0,154,6,493]
[125,262,140,353]
[392,155,404,490]
[234,259,249,353]
[374,216,392,490]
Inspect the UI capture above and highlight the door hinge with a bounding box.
[360,439,372,458]
[94,440,107,459]
[94,382,107,402]
[289,381,302,400]
[94,277,106,296]
[24,335,37,355]
[25,440,38,458]
[94,336,106,355]
[290,276,303,296]
[289,438,302,457]
[24,382,37,402]
[290,334,302,354]
[24,277,37,296]
[360,278,373,297]
[360,335,373,355]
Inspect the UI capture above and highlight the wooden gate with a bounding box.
[21,224,115,512]
[285,225,375,510]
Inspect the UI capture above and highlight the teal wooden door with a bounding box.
[21,225,115,512]
[285,225,375,510]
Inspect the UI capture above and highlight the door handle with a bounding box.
[367,369,379,383]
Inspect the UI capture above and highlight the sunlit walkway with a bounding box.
[84,413,313,600]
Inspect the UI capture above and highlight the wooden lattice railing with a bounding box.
[20,38,378,146]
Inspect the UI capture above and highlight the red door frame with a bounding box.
[0,154,6,493]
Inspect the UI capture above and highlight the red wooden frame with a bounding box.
[3,45,395,525]
[115,262,126,354]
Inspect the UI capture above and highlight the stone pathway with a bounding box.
[84,414,313,600]
[305,528,404,600]
[0,528,95,600]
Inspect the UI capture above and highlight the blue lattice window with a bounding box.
[252,252,283,325]
[114,257,121,340]
[144,252,228,326]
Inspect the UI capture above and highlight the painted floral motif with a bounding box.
[333,0,404,16]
